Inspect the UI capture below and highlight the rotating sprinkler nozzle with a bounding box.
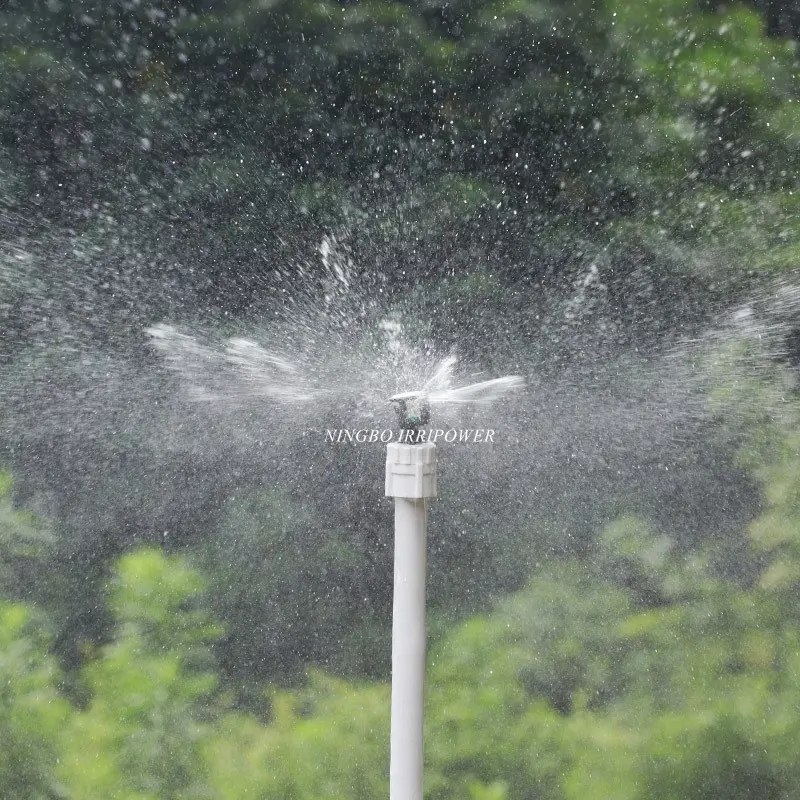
[390,392,431,439]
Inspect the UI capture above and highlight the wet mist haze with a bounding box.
[3,2,800,796]
[0,215,776,665]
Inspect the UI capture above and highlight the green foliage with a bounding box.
[602,0,800,278]
[424,552,800,799]
[206,673,389,800]
[708,354,800,592]
[0,602,70,800]
[200,488,375,685]
[59,548,222,800]
[109,547,223,655]
[0,470,54,601]
[4,529,800,799]
[0,0,632,249]
[597,514,712,605]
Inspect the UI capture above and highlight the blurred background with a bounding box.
[2,1,800,797]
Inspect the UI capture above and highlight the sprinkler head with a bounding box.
[390,391,430,436]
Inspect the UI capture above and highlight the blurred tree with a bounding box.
[606,0,800,279]
[2,516,800,798]
[0,602,71,800]
[0,0,620,230]
[59,548,222,799]
[198,488,383,689]
[0,470,54,600]
[205,672,389,800]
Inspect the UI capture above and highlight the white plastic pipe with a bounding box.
[385,442,437,800]
[391,496,427,800]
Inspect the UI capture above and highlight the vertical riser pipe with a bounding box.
[390,498,427,800]
[385,441,437,800]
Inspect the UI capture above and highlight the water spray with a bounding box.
[148,312,526,798]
